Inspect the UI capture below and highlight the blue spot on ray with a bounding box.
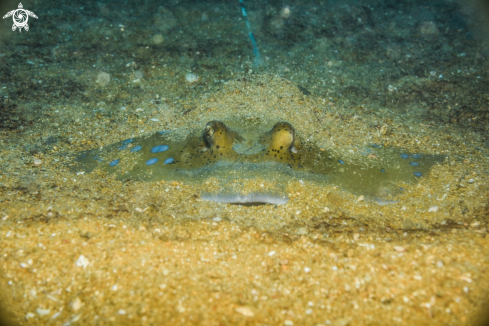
[411,154,422,159]
[380,169,385,173]
[338,160,345,164]
[164,157,174,164]
[109,159,120,167]
[158,130,171,135]
[370,144,382,148]
[122,138,134,145]
[409,162,419,166]
[131,145,142,152]
[400,154,409,159]
[146,158,158,165]
[118,144,128,150]
[151,145,169,153]
[414,172,422,177]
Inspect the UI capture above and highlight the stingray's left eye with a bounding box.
[205,126,215,138]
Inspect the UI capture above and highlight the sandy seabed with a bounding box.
[0,75,488,326]
[1,0,489,324]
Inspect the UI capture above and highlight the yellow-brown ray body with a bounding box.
[73,121,244,180]
[74,120,445,199]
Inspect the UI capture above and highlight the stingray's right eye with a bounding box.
[205,126,214,138]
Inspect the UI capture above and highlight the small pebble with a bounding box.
[151,145,169,153]
[268,251,276,256]
[353,233,360,241]
[304,267,311,273]
[185,73,199,84]
[76,255,90,268]
[419,21,439,36]
[72,298,82,311]
[36,308,50,316]
[394,246,406,252]
[109,159,120,167]
[33,159,42,165]
[235,306,254,317]
[212,217,222,222]
[146,158,159,165]
[134,70,144,80]
[118,309,126,315]
[281,6,291,18]
[153,34,164,44]
[428,206,439,212]
[96,72,110,86]
[357,195,364,202]
[164,157,174,164]
[468,179,474,184]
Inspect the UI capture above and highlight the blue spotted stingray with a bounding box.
[73,121,445,199]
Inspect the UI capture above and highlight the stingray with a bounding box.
[73,121,445,202]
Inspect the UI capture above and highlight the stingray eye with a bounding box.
[205,126,214,138]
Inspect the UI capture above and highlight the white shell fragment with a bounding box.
[185,73,199,84]
[428,206,439,212]
[76,255,90,268]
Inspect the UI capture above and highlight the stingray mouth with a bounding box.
[201,193,289,206]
